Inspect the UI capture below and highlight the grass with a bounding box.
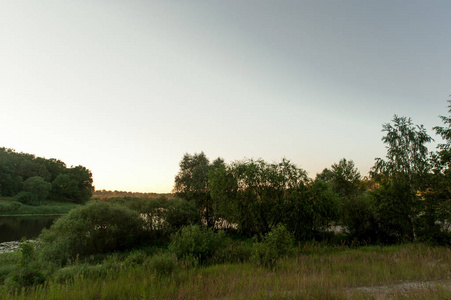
[0,197,80,216]
[0,243,450,299]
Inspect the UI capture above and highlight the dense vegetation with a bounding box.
[0,101,450,298]
[172,101,451,245]
[0,149,94,205]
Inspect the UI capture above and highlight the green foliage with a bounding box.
[210,158,310,236]
[115,197,201,239]
[66,166,94,203]
[20,176,51,205]
[371,115,433,242]
[0,199,22,212]
[168,224,226,263]
[212,240,253,264]
[330,158,362,197]
[0,148,93,205]
[420,100,451,245]
[16,191,40,206]
[173,152,224,227]
[38,201,145,265]
[51,174,80,202]
[7,240,45,289]
[251,224,294,268]
[0,252,17,284]
[343,193,379,243]
[283,179,340,241]
[433,99,451,171]
[372,179,418,243]
[372,115,432,184]
[52,264,110,283]
[148,253,178,275]
[164,198,201,231]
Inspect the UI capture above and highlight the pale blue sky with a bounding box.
[1,1,450,192]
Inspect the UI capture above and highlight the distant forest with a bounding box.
[0,148,93,205]
[93,190,174,201]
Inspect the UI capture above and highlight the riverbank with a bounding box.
[0,240,38,253]
[0,197,81,216]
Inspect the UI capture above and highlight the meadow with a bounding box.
[0,242,450,299]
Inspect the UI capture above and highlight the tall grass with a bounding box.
[1,243,450,299]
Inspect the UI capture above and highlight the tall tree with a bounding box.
[330,158,361,198]
[210,158,318,237]
[373,115,432,183]
[424,100,451,243]
[173,152,223,227]
[371,115,433,241]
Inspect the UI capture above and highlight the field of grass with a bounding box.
[0,197,80,216]
[0,243,450,299]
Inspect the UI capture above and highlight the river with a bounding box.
[0,215,60,243]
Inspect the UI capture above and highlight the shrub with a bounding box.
[251,224,294,268]
[164,199,201,231]
[148,253,178,275]
[0,253,17,284]
[168,225,226,263]
[344,193,379,243]
[0,200,21,212]
[16,191,40,206]
[7,240,46,289]
[38,201,145,265]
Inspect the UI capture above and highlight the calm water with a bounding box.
[0,215,60,243]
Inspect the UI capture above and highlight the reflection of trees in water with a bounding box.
[0,216,58,243]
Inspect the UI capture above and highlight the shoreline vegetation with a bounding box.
[0,197,81,216]
[0,190,174,216]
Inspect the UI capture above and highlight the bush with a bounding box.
[168,225,226,263]
[16,191,40,206]
[0,200,21,212]
[251,224,294,268]
[6,240,46,289]
[164,199,201,231]
[344,193,379,243]
[148,253,178,275]
[38,201,145,265]
[0,253,17,284]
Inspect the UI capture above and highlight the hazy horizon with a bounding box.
[1,1,450,193]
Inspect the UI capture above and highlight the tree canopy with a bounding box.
[0,148,93,203]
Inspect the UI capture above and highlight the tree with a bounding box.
[422,100,451,244]
[17,176,51,205]
[173,152,223,227]
[210,158,311,236]
[330,158,361,198]
[432,100,451,173]
[371,115,433,241]
[373,115,432,183]
[67,166,94,203]
[50,174,80,202]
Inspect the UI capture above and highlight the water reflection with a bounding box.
[0,215,60,243]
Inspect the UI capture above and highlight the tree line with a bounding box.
[173,101,451,245]
[0,148,93,205]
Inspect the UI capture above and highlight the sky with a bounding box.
[1,1,451,193]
